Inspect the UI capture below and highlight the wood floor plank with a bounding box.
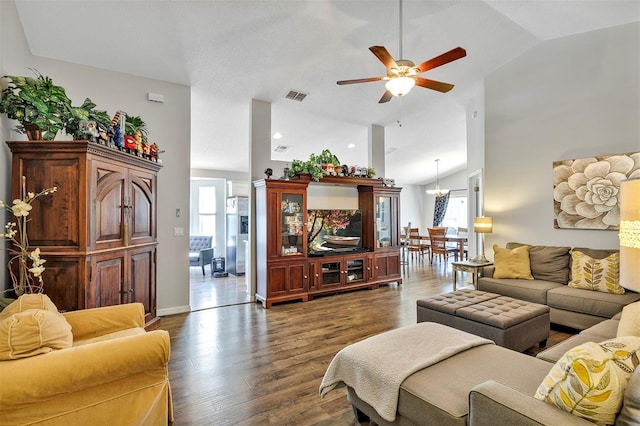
[163,261,573,425]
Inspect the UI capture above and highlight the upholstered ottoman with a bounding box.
[417,290,550,352]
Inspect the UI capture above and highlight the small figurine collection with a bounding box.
[79,110,162,162]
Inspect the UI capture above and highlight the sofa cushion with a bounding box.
[617,369,640,426]
[397,344,552,425]
[0,293,59,321]
[569,250,624,294]
[534,336,640,425]
[547,286,640,319]
[0,309,73,360]
[477,277,562,305]
[617,302,640,338]
[507,243,571,284]
[493,245,534,279]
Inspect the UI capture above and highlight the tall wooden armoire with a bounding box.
[7,141,161,328]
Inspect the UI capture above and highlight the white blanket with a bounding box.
[319,322,493,422]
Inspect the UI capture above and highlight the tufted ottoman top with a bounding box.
[456,297,549,329]
[416,290,500,315]
[417,290,549,329]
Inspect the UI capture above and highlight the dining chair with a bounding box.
[457,227,469,260]
[427,227,458,264]
[407,227,429,260]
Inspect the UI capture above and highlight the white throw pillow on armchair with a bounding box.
[617,302,640,338]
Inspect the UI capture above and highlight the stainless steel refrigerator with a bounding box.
[226,196,248,275]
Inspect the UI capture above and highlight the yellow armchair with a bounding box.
[0,303,172,426]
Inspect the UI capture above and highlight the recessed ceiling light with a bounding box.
[348,143,355,149]
[273,132,282,139]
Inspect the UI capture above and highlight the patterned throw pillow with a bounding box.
[534,336,640,425]
[568,250,624,294]
[492,245,534,279]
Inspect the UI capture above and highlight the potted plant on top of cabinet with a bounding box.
[0,70,72,140]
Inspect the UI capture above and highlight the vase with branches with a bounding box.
[1,176,57,300]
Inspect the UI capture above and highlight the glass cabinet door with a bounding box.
[280,193,304,256]
[376,196,392,248]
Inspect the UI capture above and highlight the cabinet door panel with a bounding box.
[93,255,125,308]
[375,255,389,278]
[94,163,127,249]
[41,259,82,312]
[18,157,82,249]
[129,171,156,244]
[267,264,288,296]
[130,247,155,315]
[288,262,307,293]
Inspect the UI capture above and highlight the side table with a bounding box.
[451,261,493,290]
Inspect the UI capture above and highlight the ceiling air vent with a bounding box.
[273,145,292,153]
[285,90,308,102]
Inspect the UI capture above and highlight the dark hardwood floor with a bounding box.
[164,258,573,425]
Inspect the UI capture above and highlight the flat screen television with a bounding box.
[307,209,363,256]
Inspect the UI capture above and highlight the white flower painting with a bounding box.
[553,152,640,230]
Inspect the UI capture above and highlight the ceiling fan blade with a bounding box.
[416,47,467,73]
[369,46,398,69]
[336,77,383,85]
[415,77,455,93]
[378,90,393,103]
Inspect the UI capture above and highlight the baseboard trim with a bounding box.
[157,305,191,316]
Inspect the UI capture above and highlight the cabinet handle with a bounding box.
[304,276,308,279]
[315,274,319,277]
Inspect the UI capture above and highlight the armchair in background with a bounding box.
[189,235,214,276]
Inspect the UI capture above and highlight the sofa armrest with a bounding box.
[0,329,170,406]
[469,380,593,425]
[199,247,214,266]
[481,265,495,278]
[62,303,145,341]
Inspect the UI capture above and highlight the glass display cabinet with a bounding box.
[280,193,304,256]
[376,195,392,248]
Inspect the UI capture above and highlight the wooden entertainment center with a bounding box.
[254,175,402,308]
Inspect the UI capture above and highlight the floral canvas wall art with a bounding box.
[553,152,639,230]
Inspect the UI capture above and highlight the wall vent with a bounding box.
[273,145,292,153]
[285,90,308,102]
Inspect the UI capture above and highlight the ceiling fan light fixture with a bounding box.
[385,76,415,97]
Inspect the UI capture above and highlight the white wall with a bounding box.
[1,0,191,314]
[485,22,640,256]
[399,184,424,232]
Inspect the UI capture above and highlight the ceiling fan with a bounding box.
[336,0,467,103]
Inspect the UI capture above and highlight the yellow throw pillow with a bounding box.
[534,336,640,425]
[492,245,534,279]
[568,250,624,294]
[0,293,59,321]
[618,302,640,338]
[0,309,73,360]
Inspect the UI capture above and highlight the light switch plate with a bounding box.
[174,227,184,237]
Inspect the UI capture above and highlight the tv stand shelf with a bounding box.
[254,177,402,308]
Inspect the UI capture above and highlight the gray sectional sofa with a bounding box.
[346,313,639,425]
[341,243,640,425]
[477,243,640,329]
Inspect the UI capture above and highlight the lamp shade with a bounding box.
[385,77,415,97]
[474,217,493,233]
[619,178,640,292]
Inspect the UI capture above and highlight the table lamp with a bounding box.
[619,178,640,292]
[473,217,493,263]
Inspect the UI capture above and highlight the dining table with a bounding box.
[401,233,468,261]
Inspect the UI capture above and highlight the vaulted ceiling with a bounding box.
[13,0,640,184]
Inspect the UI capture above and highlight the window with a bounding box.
[198,186,216,238]
[442,196,467,231]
